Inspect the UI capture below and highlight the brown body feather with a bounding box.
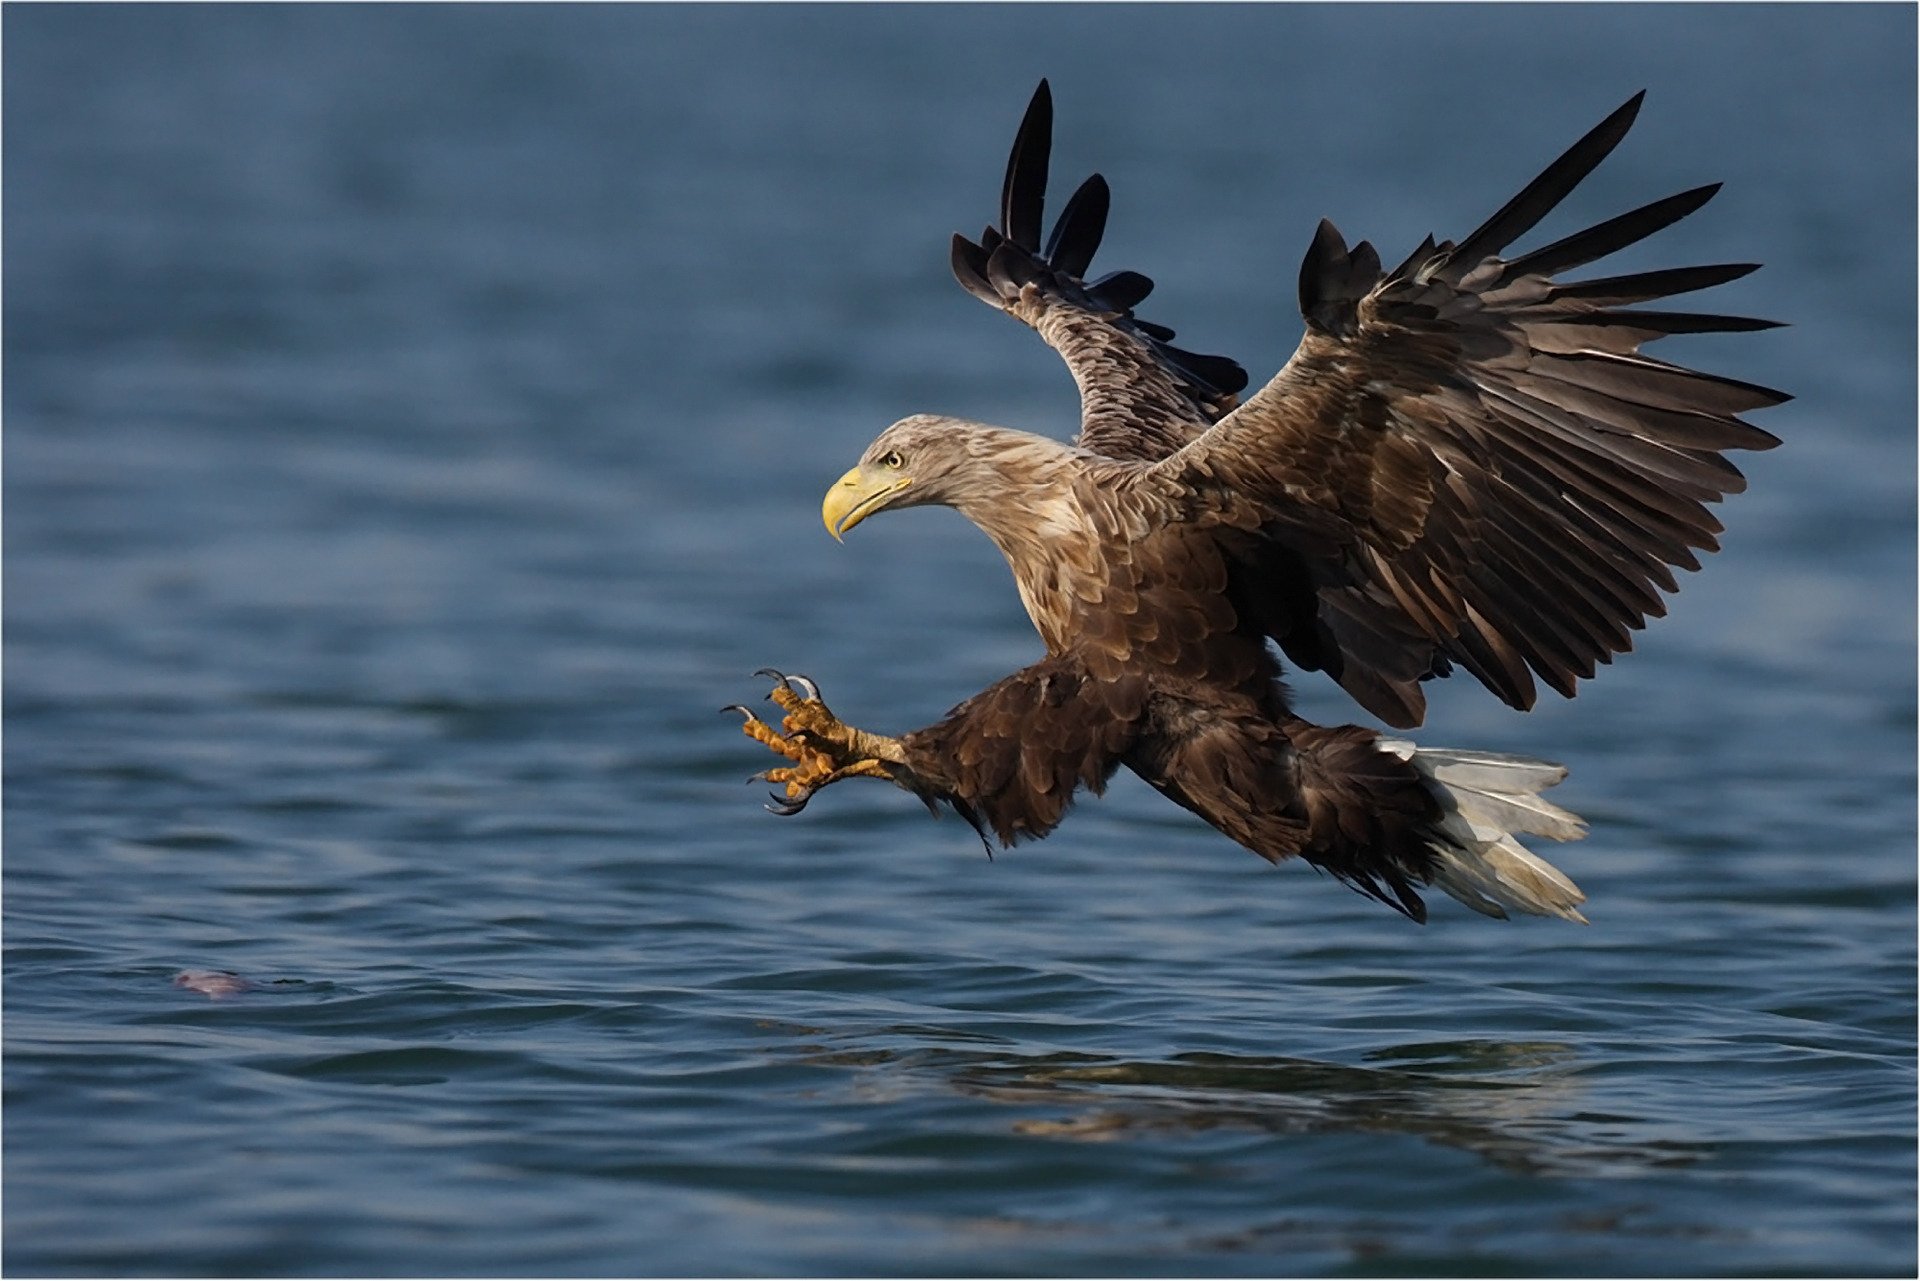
[864,428,1453,918]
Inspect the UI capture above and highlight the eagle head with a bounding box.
[822,414,977,540]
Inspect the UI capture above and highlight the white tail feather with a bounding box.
[1378,739,1591,923]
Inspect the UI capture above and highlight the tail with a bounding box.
[1377,740,1591,923]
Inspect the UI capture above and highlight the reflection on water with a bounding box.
[788,1030,1702,1179]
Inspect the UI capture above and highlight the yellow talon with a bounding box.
[735,671,908,814]
[737,712,808,761]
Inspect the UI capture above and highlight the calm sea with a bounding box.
[6,6,1914,1276]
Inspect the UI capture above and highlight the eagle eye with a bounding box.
[880,450,905,469]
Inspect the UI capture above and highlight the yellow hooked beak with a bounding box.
[822,464,912,541]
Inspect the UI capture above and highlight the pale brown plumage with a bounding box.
[740,82,1783,922]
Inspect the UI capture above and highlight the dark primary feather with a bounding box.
[1043,174,1110,277]
[1160,91,1785,727]
[1437,91,1645,278]
[1501,183,1719,280]
[1088,269,1154,311]
[999,80,1052,251]
[951,79,1249,461]
[1553,262,1761,305]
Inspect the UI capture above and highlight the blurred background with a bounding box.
[6,5,1913,1276]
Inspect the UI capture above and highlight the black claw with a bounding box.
[753,667,786,684]
[765,790,810,816]
[788,674,819,701]
[721,704,755,719]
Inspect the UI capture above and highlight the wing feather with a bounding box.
[999,81,1051,251]
[1439,92,1646,276]
[1551,262,1760,304]
[1154,93,1785,727]
[951,80,1249,461]
[1501,183,1719,280]
[1043,174,1111,278]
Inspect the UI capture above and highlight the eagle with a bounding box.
[730,83,1783,923]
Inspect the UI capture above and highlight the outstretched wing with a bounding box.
[951,80,1249,461]
[1160,92,1787,729]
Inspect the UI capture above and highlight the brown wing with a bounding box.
[950,80,1248,461]
[1160,92,1787,728]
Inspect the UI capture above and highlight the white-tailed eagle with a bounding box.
[730,83,1783,923]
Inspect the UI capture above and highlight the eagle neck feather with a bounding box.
[939,427,1114,653]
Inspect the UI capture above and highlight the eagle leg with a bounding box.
[729,672,908,814]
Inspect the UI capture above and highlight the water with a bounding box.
[5,6,1914,1276]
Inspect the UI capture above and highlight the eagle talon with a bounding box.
[734,670,910,814]
[751,668,826,707]
[766,790,810,816]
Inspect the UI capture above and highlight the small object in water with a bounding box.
[173,970,252,1000]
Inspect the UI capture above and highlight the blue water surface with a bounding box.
[6,5,1915,1276]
